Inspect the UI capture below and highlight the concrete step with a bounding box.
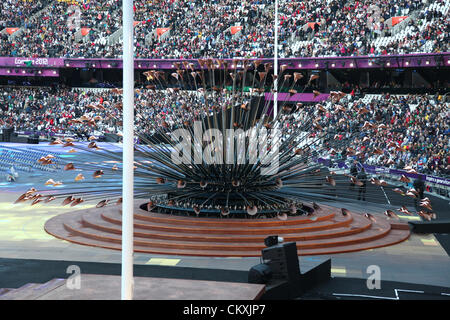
[0,283,40,300]
[0,279,66,300]
[0,288,13,296]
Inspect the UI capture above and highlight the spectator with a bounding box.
[413,176,425,207]
[350,160,359,191]
[357,167,368,201]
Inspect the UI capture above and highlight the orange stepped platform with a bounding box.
[44,201,410,257]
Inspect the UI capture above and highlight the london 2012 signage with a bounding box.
[0,57,65,67]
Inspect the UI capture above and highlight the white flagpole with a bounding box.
[274,0,278,119]
[121,0,134,300]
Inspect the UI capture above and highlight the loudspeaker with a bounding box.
[10,136,28,143]
[104,132,121,142]
[248,263,272,284]
[262,242,300,282]
[2,127,14,142]
[27,137,39,144]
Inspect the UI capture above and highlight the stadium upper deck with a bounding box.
[0,0,448,59]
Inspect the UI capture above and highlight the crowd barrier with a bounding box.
[318,158,450,199]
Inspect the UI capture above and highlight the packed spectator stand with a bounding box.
[303,92,450,177]
[0,1,448,182]
[0,0,448,59]
[0,85,448,177]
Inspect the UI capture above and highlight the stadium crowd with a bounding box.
[0,0,52,28]
[306,93,450,177]
[0,0,448,58]
[0,0,122,57]
[0,1,449,181]
[0,86,215,138]
[286,0,449,57]
[1,85,448,177]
